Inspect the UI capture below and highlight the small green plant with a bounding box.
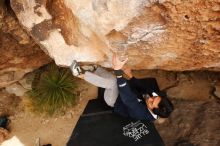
[28,64,77,115]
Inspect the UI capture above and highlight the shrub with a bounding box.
[28,64,77,115]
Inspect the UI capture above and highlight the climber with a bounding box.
[70,54,174,121]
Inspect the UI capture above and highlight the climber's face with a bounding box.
[145,96,161,110]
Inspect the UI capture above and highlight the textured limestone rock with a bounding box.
[0,128,9,144]
[18,72,35,90]
[166,79,212,100]
[214,84,220,98]
[0,89,21,115]
[156,100,220,146]
[5,83,27,96]
[0,1,51,88]
[10,0,220,71]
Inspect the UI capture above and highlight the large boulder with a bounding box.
[0,1,51,88]
[10,0,220,71]
[155,100,220,146]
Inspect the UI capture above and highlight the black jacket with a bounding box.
[113,70,160,121]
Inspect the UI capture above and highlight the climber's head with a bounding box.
[145,92,174,118]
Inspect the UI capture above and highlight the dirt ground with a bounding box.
[1,79,97,146]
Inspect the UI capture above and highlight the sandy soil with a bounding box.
[1,79,97,146]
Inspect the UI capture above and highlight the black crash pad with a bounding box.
[67,98,164,146]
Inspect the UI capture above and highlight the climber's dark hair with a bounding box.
[152,91,174,118]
